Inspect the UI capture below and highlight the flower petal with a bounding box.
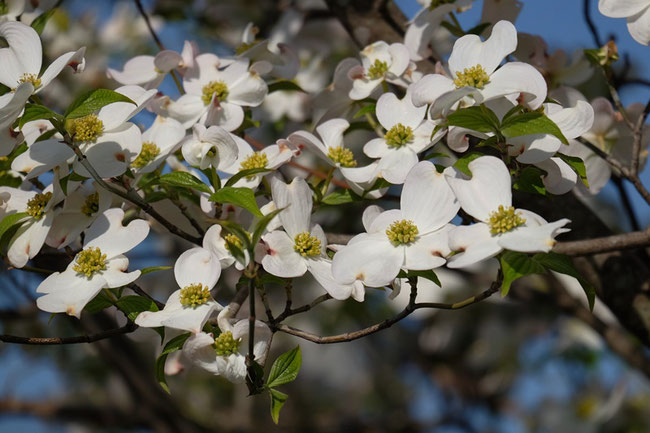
[271,176,312,237]
[480,62,547,109]
[448,20,517,76]
[403,226,451,270]
[307,258,357,300]
[331,233,402,287]
[39,47,86,89]
[84,208,150,258]
[261,230,308,278]
[0,21,42,87]
[174,247,221,289]
[446,223,502,268]
[378,147,419,184]
[376,91,426,130]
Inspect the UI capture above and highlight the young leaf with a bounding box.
[140,266,172,276]
[30,9,57,35]
[321,189,361,206]
[224,168,271,188]
[83,291,114,313]
[158,172,212,193]
[499,251,545,296]
[155,333,191,393]
[210,187,263,217]
[447,106,499,133]
[406,270,442,287]
[501,112,568,144]
[452,151,483,176]
[268,81,304,93]
[116,295,159,322]
[65,89,136,119]
[269,388,289,425]
[557,153,589,187]
[266,346,302,388]
[251,207,284,247]
[19,104,64,129]
[0,212,29,240]
[533,252,596,310]
[353,103,376,119]
[513,166,547,196]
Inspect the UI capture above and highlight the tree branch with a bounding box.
[0,322,137,345]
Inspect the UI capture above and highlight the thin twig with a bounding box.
[583,0,602,47]
[631,99,650,176]
[0,323,137,345]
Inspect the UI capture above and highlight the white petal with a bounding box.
[307,258,356,300]
[11,137,73,180]
[102,255,140,288]
[403,227,450,270]
[331,234,403,287]
[167,94,206,128]
[154,50,183,72]
[443,156,511,222]
[288,130,328,160]
[204,101,245,132]
[85,208,150,258]
[537,157,578,195]
[362,205,384,232]
[549,99,594,139]
[401,161,459,233]
[228,72,268,106]
[511,135,562,164]
[271,176,312,237]
[376,91,426,130]
[387,43,411,76]
[182,332,222,374]
[446,223,502,269]
[0,82,33,131]
[498,216,571,252]
[0,21,42,87]
[481,62,547,109]
[36,270,106,318]
[378,147,419,184]
[598,0,649,17]
[627,6,650,45]
[39,48,86,89]
[448,20,517,76]
[340,162,380,184]
[174,247,221,289]
[316,118,349,150]
[97,85,157,130]
[261,230,308,278]
[410,74,455,108]
[75,123,142,179]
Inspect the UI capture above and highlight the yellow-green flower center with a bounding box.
[68,114,104,143]
[214,331,241,356]
[240,152,268,171]
[453,65,490,89]
[294,232,321,257]
[488,205,526,235]
[385,123,414,148]
[224,233,244,254]
[327,146,357,167]
[26,192,52,219]
[386,219,419,245]
[235,41,256,55]
[179,283,212,308]
[18,73,41,89]
[429,0,456,10]
[81,192,99,217]
[132,141,161,169]
[201,80,229,105]
[73,247,107,278]
[367,59,389,80]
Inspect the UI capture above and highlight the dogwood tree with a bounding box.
[0,0,649,431]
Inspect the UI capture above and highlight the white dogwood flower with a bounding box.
[0,21,85,93]
[332,161,458,288]
[261,177,365,301]
[135,246,222,333]
[131,115,186,174]
[0,82,32,156]
[443,156,571,268]
[36,208,150,318]
[599,0,650,45]
[411,20,547,118]
[202,224,250,271]
[348,41,411,100]
[181,124,239,170]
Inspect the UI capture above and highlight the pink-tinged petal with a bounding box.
[376,91,426,130]
[410,74,455,108]
[11,137,74,180]
[378,147,419,184]
[204,101,244,132]
[402,161,459,233]
[537,157,578,195]
[36,270,106,318]
[288,130,328,160]
[0,21,42,87]
[261,230,308,278]
[446,223,503,269]
[271,177,312,237]
[498,218,571,252]
[449,20,517,76]
[331,233,403,287]
[447,125,485,152]
[306,258,356,300]
[480,62,547,109]
[627,6,650,45]
[98,86,157,130]
[598,0,649,17]
[0,82,33,131]
[84,208,150,258]
[443,156,511,222]
[174,247,221,289]
[403,226,451,270]
[154,50,183,72]
[39,48,86,90]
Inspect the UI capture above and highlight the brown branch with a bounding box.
[631,99,650,176]
[274,275,501,344]
[0,322,137,345]
[275,293,332,322]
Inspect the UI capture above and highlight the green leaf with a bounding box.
[440,20,465,38]
[158,172,212,193]
[266,346,302,388]
[30,8,57,35]
[533,252,596,310]
[65,89,136,119]
[155,333,190,393]
[268,80,304,93]
[269,388,289,424]
[224,168,271,188]
[466,22,491,36]
[246,359,266,396]
[115,295,159,322]
[406,270,442,287]
[251,207,284,247]
[499,251,545,296]
[321,189,361,206]
[210,187,263,217]
[353,103,376,119]
[557,153,589,187]
[140,266,172,276]
[83,291,114,313]
[501,112,568,144]
[452,151,483,176]
[513,166,547,196]
[19,104,64,129]
[201,167,221,191]
[447,106,500,133]
[0,212,29,240]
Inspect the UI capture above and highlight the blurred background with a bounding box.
[1,0,650,432]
